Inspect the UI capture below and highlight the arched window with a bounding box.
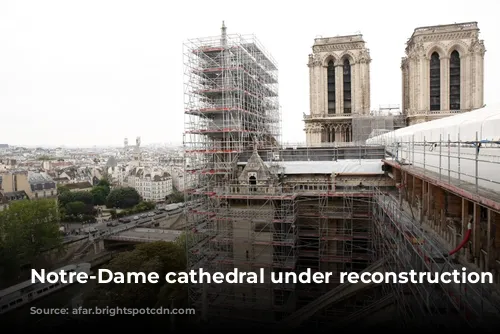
[343,59,351,113]
[327,60,336,114]
[429,52,441,111]
[449,50,460,110]
[249,175,256,192]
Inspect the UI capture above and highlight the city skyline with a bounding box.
[1,0,499,147]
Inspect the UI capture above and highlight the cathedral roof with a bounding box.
[238,144,272,183]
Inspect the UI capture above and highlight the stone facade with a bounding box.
[402,22,485,125]
[304,35,371,145]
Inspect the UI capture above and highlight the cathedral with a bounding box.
[304,22,486,144]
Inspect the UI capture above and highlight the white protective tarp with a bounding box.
[366,103,500,193]
[259,159,384,175]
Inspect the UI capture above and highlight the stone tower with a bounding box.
[401,22,485,125]
[304,34,371,145]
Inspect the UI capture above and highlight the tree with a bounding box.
[57,184,70,194]
[99,172,113,186]
[91,186,109,206]
[58,190,93,208]
[167,186,185,204]
[133,201,156,212]
[105,187,141,209]
[64,201,92,216]
[90,178,111,206]
[0,199,62,284]
[84,241,186,308]
[96,178,111,190]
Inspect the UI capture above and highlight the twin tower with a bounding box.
[304,22,486,145]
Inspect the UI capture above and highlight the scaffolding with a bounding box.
[183,24,294,323]
[291,185,376,325]
[278,183,500,330]
[188,194,298,322]
[276,144,386,161]
[373,188,500,328]
[351,114,405,144]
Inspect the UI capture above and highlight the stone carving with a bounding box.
[358,49,371,64]
[414,43,425,57]
[469,39,486,55]
[308,54,314,66]
[313,43,364,53]
[308,53,322,67]
[312,123,322,133]
[421,32,472,42]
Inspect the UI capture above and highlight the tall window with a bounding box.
[429,52,441,111]
[327,60,336,114]
[343,59,351,113]
[449,50,461,110]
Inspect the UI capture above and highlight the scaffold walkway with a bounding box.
[373,188,500,328]
[278,258,385,328]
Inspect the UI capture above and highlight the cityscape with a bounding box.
[1,5,500,332]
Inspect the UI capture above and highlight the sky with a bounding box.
[0,0,498,147]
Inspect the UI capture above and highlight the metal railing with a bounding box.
[386,135,500,193]
[281,141,383,148]
[304,113,357,119]
[373,190,500,327]
[208,182,381,197]
[405,109,463,116]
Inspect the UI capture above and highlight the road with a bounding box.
[62,209,179,242]
[106,228,183,243]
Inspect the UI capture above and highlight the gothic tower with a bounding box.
[401,22,485,125]
[304,34,371,145]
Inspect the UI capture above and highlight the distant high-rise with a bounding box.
[133,136,141,161]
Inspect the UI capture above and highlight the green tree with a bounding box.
[96,178,111,190]
[99,172,113,185]
[57,184,70,194]
[105,187,141,209]
[167,186,185,203]
[84,241,186,308]
[58,190,94,207]
[133,201,156,212]
[91,186,109,206]
[0,199,62,283]
[64,201,92,216]
[58,191,73,207]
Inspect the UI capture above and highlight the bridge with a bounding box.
[104,228,183,243]
[68,211,186,260]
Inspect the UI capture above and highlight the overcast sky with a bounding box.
[1,0,498,147]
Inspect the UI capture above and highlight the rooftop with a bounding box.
[65,181,93,190]
[314,34,365,45]
[409,21,479,40]
[238,159,384,175]
[28,171,54,184]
